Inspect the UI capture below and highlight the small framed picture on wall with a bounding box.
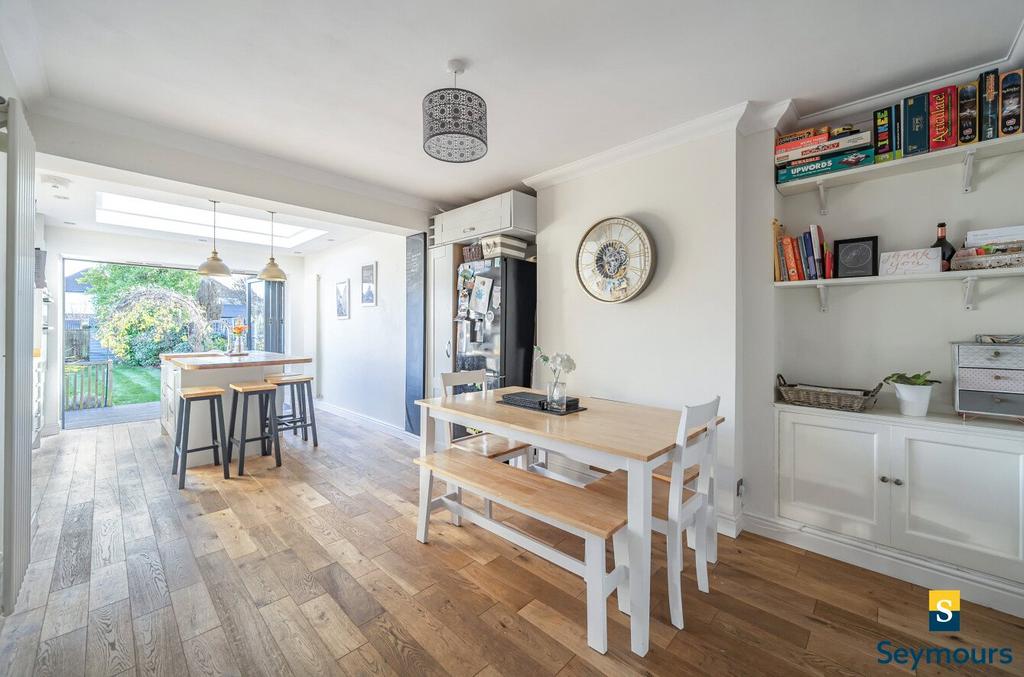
[361,262,378,306]
[335,280,350,319]
[833,236,879,278]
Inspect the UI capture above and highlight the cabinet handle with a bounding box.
[463,227,476,233]
[993,396,1003,403]
[893,479,904,486]
[993,374,1004,380]
[879,476,889,483]
[990,350,1001,359]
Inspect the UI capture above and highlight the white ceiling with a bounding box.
[6,1,1024,205]
[35,156,371,254]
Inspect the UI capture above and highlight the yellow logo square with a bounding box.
[929,590,960,612]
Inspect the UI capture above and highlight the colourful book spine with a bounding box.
[776,238,788,281]
[979,69,1000,141]
[782,237,801,281]
[873,106,895,162]
[892,102,903,159]
[903,93,929,156]
[796,235,809,279]
[999,70,1022,136]
[928,85,957,151]
[810,224,825,273]
[802,232,817,279]
[824,245,834,279]
[958,82,978,145]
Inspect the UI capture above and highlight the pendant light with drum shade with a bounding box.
[258,210,287,281]
[197,200,232,277]
[422,59,487,162]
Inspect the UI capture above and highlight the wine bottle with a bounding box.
[931,222,956,271]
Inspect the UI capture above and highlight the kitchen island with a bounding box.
[160,351,312,467]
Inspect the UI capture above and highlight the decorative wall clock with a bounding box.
[575,217,656,303]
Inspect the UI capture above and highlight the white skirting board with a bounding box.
[314,400,418,446]
[744,512,1024,618]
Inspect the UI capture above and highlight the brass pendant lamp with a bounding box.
[197,200,232,277]
[258,210,287,281]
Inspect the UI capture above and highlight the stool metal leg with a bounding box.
[258,393,269,456]
[237,393,249,477]
[290,383,299,436]
[209,398,221,466]
[306,381,318,447]
[269,390,282,467]
[227,390,239,464]
[172,397,185,475]
[215,396,230,480]
[299,384,309,442]
[178,400,191,490]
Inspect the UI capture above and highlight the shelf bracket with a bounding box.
[816,180,828,215]
[961,150,976,194]
[816,284,829,313]
[962,276,977,311]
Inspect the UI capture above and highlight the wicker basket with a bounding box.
[776,374,882,413]
[462,244,484,262]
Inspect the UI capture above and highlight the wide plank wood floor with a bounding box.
[4,411,1022,676]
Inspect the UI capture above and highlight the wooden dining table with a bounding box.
[416,386,713,657]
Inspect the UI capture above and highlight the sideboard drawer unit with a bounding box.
[957,368,1024,393]
[957,390,1024,418]
[957,345,1024,369]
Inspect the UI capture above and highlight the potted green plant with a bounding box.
[884,371,941,416]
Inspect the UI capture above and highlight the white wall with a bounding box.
[300,231,408,429]
[534,129,742,525]
[41,225,305,430]
[778,153,1024,413]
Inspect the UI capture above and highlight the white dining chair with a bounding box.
[585,395,720,630]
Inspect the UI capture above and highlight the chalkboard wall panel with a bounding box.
[405,233,426,434]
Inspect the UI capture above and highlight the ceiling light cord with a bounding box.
[268,210,276,258]
[209,199,219,251]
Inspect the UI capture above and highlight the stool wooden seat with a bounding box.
[264,373,318,447]
[230,381,278,393]
[226,381,282,476]
[415,448,627,653]
[173,388,229,488]
[180,385,225,399]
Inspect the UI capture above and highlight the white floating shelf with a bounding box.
[773,267,1024,312]
[775,134,1024,213]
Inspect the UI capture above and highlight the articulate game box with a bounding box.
[928,85,958,151]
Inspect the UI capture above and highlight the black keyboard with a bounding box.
[501,390,580,411]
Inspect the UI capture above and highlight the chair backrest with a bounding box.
[670,396,721,502]
[439,369,488,397]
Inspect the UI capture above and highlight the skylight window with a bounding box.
[95,192,327,248]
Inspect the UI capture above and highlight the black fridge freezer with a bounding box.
[454,257,537,398]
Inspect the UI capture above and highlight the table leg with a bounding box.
[417,407,436,543]
[626,458,652,657]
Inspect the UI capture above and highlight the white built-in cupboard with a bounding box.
[778,404,1024,585]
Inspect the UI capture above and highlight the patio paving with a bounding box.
[64,401,161,429]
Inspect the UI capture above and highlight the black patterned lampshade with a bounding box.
[422,87,488,163]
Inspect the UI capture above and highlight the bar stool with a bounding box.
[173,386,229,489]
[265,373,318,447]
[226,381,282,476]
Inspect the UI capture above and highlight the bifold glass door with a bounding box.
[247,279,285,352]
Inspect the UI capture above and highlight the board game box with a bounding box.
[776,148,876,183]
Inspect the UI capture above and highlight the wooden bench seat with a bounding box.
[415,449,626,538]
[414,448,628,653]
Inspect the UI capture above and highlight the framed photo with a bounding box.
[834,236,879,278]
[361,262,378,306]
[335,280,350,319]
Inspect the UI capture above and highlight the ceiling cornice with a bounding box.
[737,100,795,136]
[523,101,749,191]
[31,97,438,215]
[794,17,1024,126]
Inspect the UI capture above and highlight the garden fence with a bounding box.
[64,359,114,410]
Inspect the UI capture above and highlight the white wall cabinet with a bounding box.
[778,407,1024,584]
[431,190,536,247]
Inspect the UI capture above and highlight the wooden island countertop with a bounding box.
[161,351,312,371]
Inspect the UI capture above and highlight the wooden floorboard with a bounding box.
[11,410,1023,677]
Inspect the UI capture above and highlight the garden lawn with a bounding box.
[111,366,162,406]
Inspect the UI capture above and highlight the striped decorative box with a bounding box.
[481,235,529,260]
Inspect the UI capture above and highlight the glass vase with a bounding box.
[231,334,245,355]
[546,380,567,413]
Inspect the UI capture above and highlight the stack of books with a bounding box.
[775,126,874,184]
[773,219,833,281]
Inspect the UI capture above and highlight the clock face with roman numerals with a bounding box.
[575,217,655,303]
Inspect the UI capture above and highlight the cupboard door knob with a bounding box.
[992,350,1001,358]
[893,479,904,486]
[879,476,889,483]
[993,374,1003,380]
[993,396,1003,403]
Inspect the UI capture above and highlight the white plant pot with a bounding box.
[893,383,933,417]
